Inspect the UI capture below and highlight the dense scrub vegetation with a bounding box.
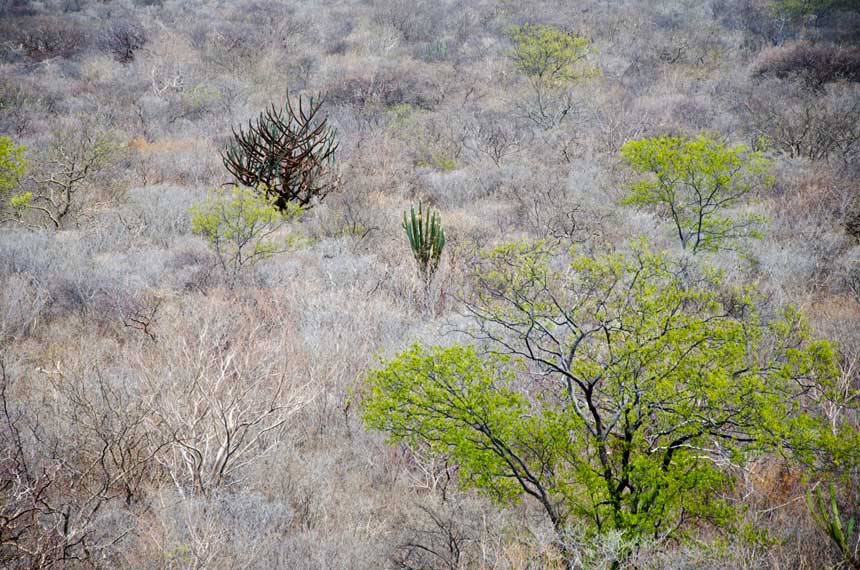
[0,0,858,568]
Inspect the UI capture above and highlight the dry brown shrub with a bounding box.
[754,41,860,88]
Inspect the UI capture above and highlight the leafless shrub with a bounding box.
[371,0,443,43]
[465,110,530,167]
[142,298,315,497]
[513,81,579,130]
[100,19,147,64]
[408,111,469,171]
[0,77,40,136]
[710,0,791,47]
[192,3,308,75]
[0,272,49,341]
[496,168,588,242]
[766,163,858,235]
[324,64,446,111]
[120,293,162,343]
[0,227,184,333]
[160,238,221,293]
[752,218,848,296]
[40,360,167,506]
[846,201,860,241]
[131,135,221,186]
[4,125,122,230]
[122,185,205,243]
[0,357,150,569]
[129,488,295,570]
[335,131,418,198]
[585,90,654,158]
[306,185,384,254]
[392,498,482,570]
[738,78,860,165]
[419,168,482,209]
[754,41,860,88]
[0,16,88,61]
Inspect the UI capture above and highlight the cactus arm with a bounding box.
[404,207,416,253]
[808,482,860,566]
[412,205,420,255]
[423,203,430,259]
[417,205,425,267]
[831,484,846,549]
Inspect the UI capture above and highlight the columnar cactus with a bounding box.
[403,202,445,282]
[807,482,859,568]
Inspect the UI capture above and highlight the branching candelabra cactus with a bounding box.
[222,92,337,211]
[403,202,445,282]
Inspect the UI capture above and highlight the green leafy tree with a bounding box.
[190,186,303,278]
[506,25,596,131]
[507,24,593,83]
[363,242,837,556]
[621,133,774,254]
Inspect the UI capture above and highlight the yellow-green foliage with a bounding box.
[182,83,221,111]
[621,132,774,254]
[507,24,594,83]
[190,186,303,276]
[363,242,839,543]
[0,136,26,195]
[421,152,457,171]
[386,105,459,171]
[9,191,32,209]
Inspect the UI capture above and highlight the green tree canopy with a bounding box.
[507,24,592,83]
[363,242,837,550]
[190,186,303,278]
[621,133,773,254]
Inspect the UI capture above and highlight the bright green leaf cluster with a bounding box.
[190,186,303,277]
[0,136,26,195]
[9,191,33,210]
[507,24,593,83]
[621,133,774,254]
[363,344,531,502]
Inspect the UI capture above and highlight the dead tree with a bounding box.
[222,93,338,211]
